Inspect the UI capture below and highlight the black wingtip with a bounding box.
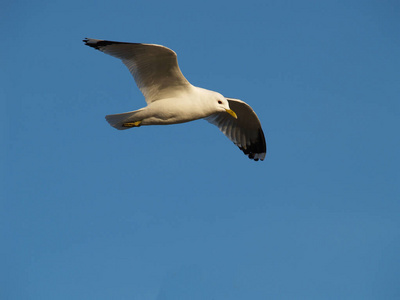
[83,38,132,49]
[238,128,266,161]
[83,38,102,50]
[83,38,93,48]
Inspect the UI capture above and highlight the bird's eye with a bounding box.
[218,100,222,104]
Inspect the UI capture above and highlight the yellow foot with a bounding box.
[122,121,142,128]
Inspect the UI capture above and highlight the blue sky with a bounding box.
[2,0,400,299]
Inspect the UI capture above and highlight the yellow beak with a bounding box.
[226,109,237,119]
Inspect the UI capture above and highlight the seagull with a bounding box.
[83,38,266,161]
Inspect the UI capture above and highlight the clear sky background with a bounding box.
[2,0,400,299]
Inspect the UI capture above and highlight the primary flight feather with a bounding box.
[83,38,266,161]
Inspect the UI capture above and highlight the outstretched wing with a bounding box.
[83,38,192,103]
[206,98,266,161]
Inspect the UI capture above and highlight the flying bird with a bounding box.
[83,38,266,161]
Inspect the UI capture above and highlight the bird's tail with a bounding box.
[105,109,143,130]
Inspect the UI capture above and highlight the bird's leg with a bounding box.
[122,121,142,128]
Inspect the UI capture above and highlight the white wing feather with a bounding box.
[83,38,192,103]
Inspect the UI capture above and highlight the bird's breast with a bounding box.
[141,98,210,125]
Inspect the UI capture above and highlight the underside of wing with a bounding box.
[83,38,192,103]
[206,98,266,161]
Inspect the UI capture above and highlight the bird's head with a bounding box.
[214,94,237,119]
